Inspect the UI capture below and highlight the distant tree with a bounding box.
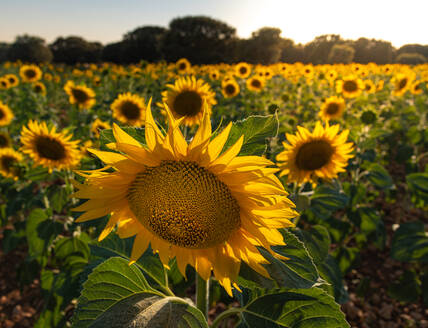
[396,44,428,60]
[121,26,167,63]
[238,27,283,64]
[0,43,9,63]
[328,44,355,64]
[351,38,394,64]
[303,34,343,64]
[50,36,102,64]
[280,39,304,63]
[102,41,126,63]
[396,52,427,65]
[7,35,53,63]
[161,16,237,64]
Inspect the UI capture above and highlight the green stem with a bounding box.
[196,273,209,319]
[210,308,241,328]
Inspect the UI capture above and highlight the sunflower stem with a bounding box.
[210,308,241,328]
[196,273,209,319]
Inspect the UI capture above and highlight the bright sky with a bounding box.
[0,0,427,47]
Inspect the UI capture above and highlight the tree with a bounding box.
[328,44,355,64]
[280,39,304,63]
[50,36,102,64]
[161,16,237,64]
[351,38,394,64]
[0,43,9,63]
[102,41,126,63]
[396,52,427,65]
[396,44,428,60]
[303,34,343,64]
[121,26,167,63]
[238,27,283,64]
[7,35,53,63]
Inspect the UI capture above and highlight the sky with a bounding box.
[0,0,427,47]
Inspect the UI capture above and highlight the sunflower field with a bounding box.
[0,60,427,328]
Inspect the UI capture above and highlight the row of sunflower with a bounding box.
[0,59,427,327]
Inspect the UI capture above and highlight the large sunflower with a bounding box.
[111,93,146,127]
[222,79,240,98]
[91,118,112,138]
[0,148,22,179]
[19,64,42,83]
[276,121,354,184]
[235,62,251,79]
[0,101,14,126]
[336,76,364,98]
[72,103,297,295]
[158,76,217,126]
[319,96,346,121]
[20,120,82,171]
[64,81,96,110]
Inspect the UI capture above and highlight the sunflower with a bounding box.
[5,74,19,87]
[376,80,384,91]
[176,58,191,74]
[336,76,364,98]
[391,73,414,97]
[410,80,425,95]
[111,93,146,127]
[158,76,217,126]
[20,120,81,171]
[0,101,14,126]
[208,69,220,80]
[246,76,265,92]
[91,118,112,138]
[0,148,22,179]
[0,77,10,90]
[276,121,354,184]
[33,82,47,96]
[0,131,11,148]
[364,80,376,94]
[19,64,42,83]
[235,62,251,79]
[319,96,346,121]
[64,80,96,110]
[222,79,240,98]
[71,102,297,295]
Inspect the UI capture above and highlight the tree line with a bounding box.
[1,16,427,65]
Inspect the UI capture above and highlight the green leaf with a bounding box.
[311,186,349,213]
[365,163,393,190]
[388,270,421,303]
[356,207,386,249]
[26,208,62,267]
[239,288,350,327]
[73,257,207,328]
[90,233,167,289]
[239,229,321,290]
[293,226,348,304]
[421,273,428,307]
[391,221,428,262]
[54,234,90,275]
[407,173,428,202]
[223,114,278,156]
[333,247,360,275]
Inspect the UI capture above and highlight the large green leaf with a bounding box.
[26,208,62,267]
[239,229,320,290]
[407,173,428,202]
[89,233,168,290]
[223,114,279,156]
[238,288,350,327]
[388,270,421,303]
[390,221,428,263]
[364,163,393,190]
[310,186,349,218]
[73,257,207,328]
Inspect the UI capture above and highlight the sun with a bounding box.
[71,101,297,295]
